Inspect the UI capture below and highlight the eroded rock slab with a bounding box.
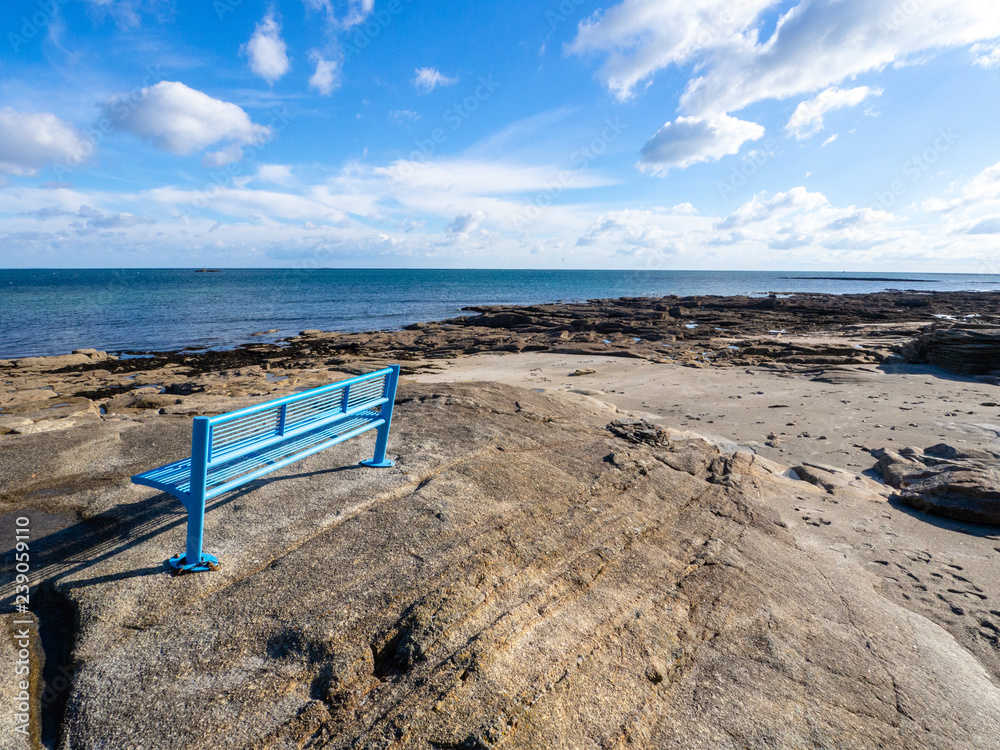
[901,326,1000,377]
[872,443,1000,526]
[20,383,999,749]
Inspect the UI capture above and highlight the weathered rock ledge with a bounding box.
[7,382,999,749]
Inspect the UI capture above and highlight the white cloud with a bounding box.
[375,158,613,196]
[786,86,882,139]
[304,0,373,29]
[242,11,290,84]
[201,143,245,169]
[309,53,341,95]
[920,160,1000,240]
[303,0,334,20]
[672,202,698,214]
[0,108,93,176]
[576,208,691,254]
[821,134,838,147]
[566,0,777,101]
[715,187,829,230]
[148,185,351,223]
[710,186,900,255]
[413,67,459,92]
[104,81,271,156]
[83,0,167,29]
[972,42,1000,68]
[445,211,486,234]
[639,114,765,174]
[680,1,1000,117]
[1,157,995,270]
[78,204,155,229]
[257,164,295,186]
[571,1,1000,171]
[341,0,374,29]
[922,161,1000,214]
[390,110,420,124]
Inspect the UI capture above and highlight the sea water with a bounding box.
[1,268,998,358]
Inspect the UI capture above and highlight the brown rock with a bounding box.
[872,444,1000,525]
[900,327,1000,375]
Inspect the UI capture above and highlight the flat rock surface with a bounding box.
[8,382,1000,749]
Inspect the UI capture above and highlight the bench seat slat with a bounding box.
[209,397,388,465]
[207,368,390,425]
[133,409,383,501]
[206,414,383,499]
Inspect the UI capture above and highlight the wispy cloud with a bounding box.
[786,86,882,140]
[413,67,459,92]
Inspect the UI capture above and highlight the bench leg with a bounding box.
[168,493,219,574]
[169,417,220,574]
[362,365,399,469]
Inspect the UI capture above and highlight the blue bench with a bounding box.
[132,365,400,573]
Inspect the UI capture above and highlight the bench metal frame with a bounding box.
[132,365,400,573]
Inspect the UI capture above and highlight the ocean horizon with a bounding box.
[2,268,999,359]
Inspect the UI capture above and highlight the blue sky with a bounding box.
[1,0,1000,270]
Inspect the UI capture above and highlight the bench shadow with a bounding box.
[3,462,366,598]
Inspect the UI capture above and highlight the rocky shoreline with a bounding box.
[4,290,1000,414]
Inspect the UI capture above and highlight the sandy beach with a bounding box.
[411,347,1000,473]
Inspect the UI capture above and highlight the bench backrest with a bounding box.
[205,367,394,466]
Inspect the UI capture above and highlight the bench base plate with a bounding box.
[361,458,395,468]
[168,553,221,574]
